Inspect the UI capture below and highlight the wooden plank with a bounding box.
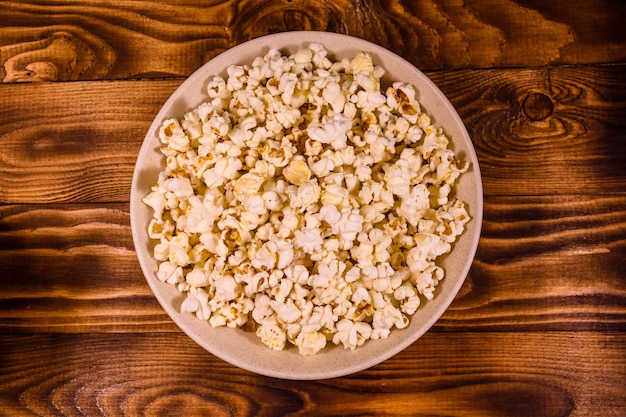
[1,197,624,333]
[442,195,626,331]
[429,65,626,196]
[0,79,181,204]
[1,0,625,82]
[0,331,624,416]
[0,0,234,81]
[0,203,176,332]
[1,65,625,203]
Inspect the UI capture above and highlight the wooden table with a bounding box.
[1,1,625,415]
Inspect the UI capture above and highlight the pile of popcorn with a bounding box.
[143,43,470,355]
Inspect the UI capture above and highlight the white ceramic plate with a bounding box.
[130,31,482,380]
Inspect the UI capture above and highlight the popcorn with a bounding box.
[163,177,194,199]
[159,118,189,152]
[202,157,242,188]
[294,228,323,254]
[285,264,310,285]
[167,232,191,266]
[350,52,375,75]
[295,331,327,355]
[321,81,346,113]
[183,196,214,234]
[148,218,173,239]
[143,191,166,221]
[272,239,295,269]
[214,275,240,301]
[283,159,312,186]
[180,294,200,314]
[311,157,335,177]
[256,320,287,351]
[156,261,184,284]
[308,113,351,150]
[234,172,264,195]
[372,303,409,332]
[251,242,278,270]
[335,207,364,243]
[144,44,470,355]
[333,319,372,350]
[186,267,209,287]
[273,299,301,324]
[317,204,341,225]
[261,191,282,211]
[394,284,421,315]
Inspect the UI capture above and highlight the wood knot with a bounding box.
[522,92,554,121]
[1,30,115,82]
[233,4,345,43]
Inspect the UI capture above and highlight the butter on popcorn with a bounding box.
[143,44,470,355]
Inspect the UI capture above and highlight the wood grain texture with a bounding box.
[0,203,175,333]
[446,195,626,331]
[1,0,624,414]
[428,65,626,196]
[0,332,624,416]
[0,0,625,82]
[1,65,625,204]
[0,79,178,204]
[1,196,624,333]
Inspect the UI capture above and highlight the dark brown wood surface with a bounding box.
[1,1,625,416]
